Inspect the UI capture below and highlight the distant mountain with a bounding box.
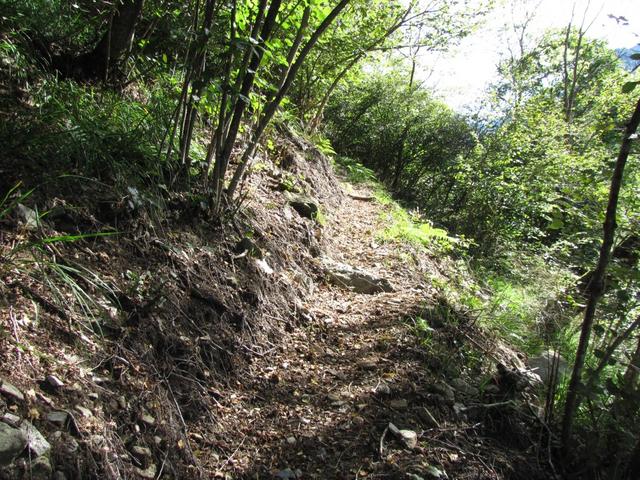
[617,44,640,71]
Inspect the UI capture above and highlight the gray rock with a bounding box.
[424,465,448,479]
[17,203,38,230]
[449,378,479,397]
[1,413,21,427]
[46,411,69,427]
[389,399,408,410]
[20,421,51,457]
[288,195,318,219]
[140,414,155,427]
[431,381,455,405]
[0,422,27,466]
[388,423,418,450]
[134,464,157,479]
[322,258,393,294]
[45,375,65,389]
[276,468,299,479]
[0,380,25,403]
[528,350,568,387]
[75,406,93,418]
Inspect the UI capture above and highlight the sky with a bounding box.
[418,0,640,111]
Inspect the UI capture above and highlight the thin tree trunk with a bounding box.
[211,0,283,209]
[69,0,145,80]
[226,0,351,199]
[561,97,640,453]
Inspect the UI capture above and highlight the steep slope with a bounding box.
[1,130,549,479]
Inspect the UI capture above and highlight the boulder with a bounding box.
[0,422,27,466]
[288,195,319,219]
[527,350,568,387]
[20,421,51,457]
[322,258,393,294]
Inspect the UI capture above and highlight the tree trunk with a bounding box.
[57,0,145,80]
[226,0,351,199]
[561,97,640,453]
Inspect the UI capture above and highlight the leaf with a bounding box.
[622,81,639,94]
[630,53,640,60]
[162,53,168,64]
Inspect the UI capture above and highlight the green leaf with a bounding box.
[162,53,168,64]
[622,81,639,94]
[630,53,640,60]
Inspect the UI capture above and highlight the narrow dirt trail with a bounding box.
[207,183,452,479]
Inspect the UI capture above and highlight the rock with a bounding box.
[1,413,21,427]
[44,375,64,389]
[131,445,152,458]
[28,454,52,480]
[20,421,50,457]
[16,203,38,230]
[424,465,448,479]
[140,414,155,427]
[131,445,153,468]
[358,358,378,370]
[528,350,568,387]
[275,468,299,479]
[46,411,69,427]
[449,378,479,397]
[388,423,418,450]
[286,436,296,445]
[431,382,455,405]
[375,383,392,396]
[75,406,93,418]
[322,258,394,294]
[0,423,27,465]
[255,258,274,275]
[0,380,25,403]
[288,195,319,219]
[389,399,408,410]
[134,464,157,479]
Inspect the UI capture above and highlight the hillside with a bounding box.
[0,129,551,479]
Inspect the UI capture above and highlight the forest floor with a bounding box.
[200,180,548,479]
[0,138,552,480]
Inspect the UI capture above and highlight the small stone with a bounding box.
[45,375,65,389]
[118,396,127,409]
[0,380,25,402]
[134,464,157,479]
[358,358,378,370]
[20,420,51,457]
[153,436,162,446]
[431,382,455,405]
[1,413,21,427]
[88,392,99,401]
[375,383,392,395]
[449,378,479,397]
[17,203,38,230]
[388,423,417,450]
[424,465,448,479]
[140,414,155,427]
[131,445,152,458]
[389,399,408,410]
[75,406,93,418]
[0,422,27,466]
[46,411,69,427]
[286,436,296,445]
[276,468,298,479]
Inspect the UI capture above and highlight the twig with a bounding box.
[379,425,388,458]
